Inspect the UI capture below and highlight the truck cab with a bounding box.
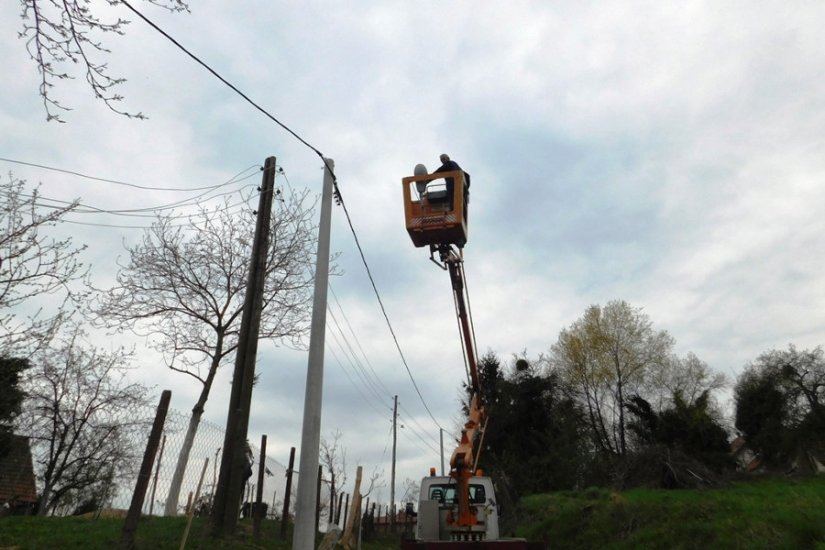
[415,475,500,543]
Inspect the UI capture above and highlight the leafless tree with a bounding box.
[95,186,320,515]
[0,173,87,354]
[399,477,419,504]
[18,0,189,122]
[320,429,348,521]
[18,321,149,515]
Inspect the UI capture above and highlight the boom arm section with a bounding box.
[434,244,486,529]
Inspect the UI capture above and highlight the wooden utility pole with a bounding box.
[211,156,277,536]
[391,395,398,531]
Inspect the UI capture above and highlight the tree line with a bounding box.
[471,301,825,531]
[3,173,824,520]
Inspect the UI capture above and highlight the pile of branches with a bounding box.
[612,445,727,490]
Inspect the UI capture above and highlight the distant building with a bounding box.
[730,436,762,473]
[0,435,38,515]
[730,435,825,475]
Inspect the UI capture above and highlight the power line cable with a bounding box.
[396,412,440,455]
[120,0,324,160]
[398,422,440,458]
[0,166,260,217]
[398,402,441,448]
[328,285,392,397]
[0,156,260,192]
[326,309,389,409]
[327,306,387,405]
[326,344,392,420]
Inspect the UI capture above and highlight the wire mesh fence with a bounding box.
[107,402,289,518]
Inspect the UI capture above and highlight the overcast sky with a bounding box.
[3,1,825,507]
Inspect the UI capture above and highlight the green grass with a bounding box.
[518,476,825,550]
[0,515,404,549]
[2,478,824,549]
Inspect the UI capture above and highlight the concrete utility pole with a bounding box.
[391,395,398,530]
[292,158,335,550]
[440,429,445,476]
[211,156,277,536]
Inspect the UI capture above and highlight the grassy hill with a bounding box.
[1,477,823,549]
[517,476,825,549]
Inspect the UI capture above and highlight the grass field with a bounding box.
[2,476,824,549]
[518,476,825,549]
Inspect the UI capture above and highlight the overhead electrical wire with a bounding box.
[328,285,393,397]
[0,156,260,192]
[118,0,445,432]
[0,159,263,230]
[325,344,391,420]
[326,309,389,410]
[398,420,441,458]
[398,402,442,448]
[397,412,440,455]
[327,306,387,406]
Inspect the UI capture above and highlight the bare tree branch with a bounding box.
[18,321,149,515]
[0,173,88,354]
[19,0,189,122]
[94,186,324,514]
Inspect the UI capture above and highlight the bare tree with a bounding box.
[18,0,189,122]
[95,187,319,515]
[0,174,87,354]
[18,322,149,515]
[319,429,348,520]
[399,477,419,504]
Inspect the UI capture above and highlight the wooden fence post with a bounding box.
[280,447,295,539]
[253,435,267,538]
[120,390,171,550]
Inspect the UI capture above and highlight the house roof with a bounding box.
[0,435,38,505]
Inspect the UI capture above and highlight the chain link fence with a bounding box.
[109,403,289,518]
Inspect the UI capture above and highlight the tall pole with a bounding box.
[211,156,277,535]
[293,158,335,550]
[391,395,397,531]
[440,429,445,476]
